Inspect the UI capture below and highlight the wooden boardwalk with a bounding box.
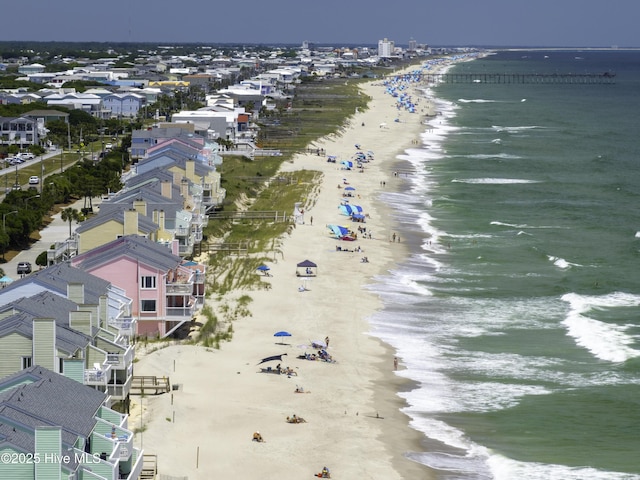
[208,210,288,221]
[131,376,171,395]
[140,454,158,479]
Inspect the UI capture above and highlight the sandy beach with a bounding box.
[131,62,445,480]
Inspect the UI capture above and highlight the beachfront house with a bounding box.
[129,126,204,160]
[71,235,205,338]
[133,144,225,212]
[0,263,135,405]
[74,205,161,255]
[0,366,144,480]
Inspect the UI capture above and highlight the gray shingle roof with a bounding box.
[0,366,105,464]
[0,307,91,355]
[75,204,159,234]
[25,263,111,304]
[73,234,181,272]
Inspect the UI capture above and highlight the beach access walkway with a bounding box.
[131,375,171,395]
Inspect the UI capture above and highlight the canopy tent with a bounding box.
[338,204,363,216]
[327,224,349,239]
[0,275,13,284]
[327,225,356,241]
[341,160,354,170]
[296,259,317,277]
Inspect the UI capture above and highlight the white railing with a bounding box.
[166,283,193,294]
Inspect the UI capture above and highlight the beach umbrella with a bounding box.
[0,275,13,284]
[256,265,270,272]
[257,353,287,365]
[274,331,292,337]
[344,186,356,191]
[311,340,327,349]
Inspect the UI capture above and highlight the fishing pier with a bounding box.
[412,72,616,84]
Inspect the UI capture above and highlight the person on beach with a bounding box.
[325,336,330,347]
[252,431,265,442]
[394,357,399,370]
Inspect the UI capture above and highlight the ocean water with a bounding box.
[369,50,640,479]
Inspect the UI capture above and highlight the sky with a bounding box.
[1,0,638,48]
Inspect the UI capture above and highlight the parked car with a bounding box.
[18,152,35,160]
[29,176,40,184]
[105,143,113,150]
[17,261,32,275]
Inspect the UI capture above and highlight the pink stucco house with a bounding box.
[71,235,206,338]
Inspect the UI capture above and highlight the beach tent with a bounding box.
[327,224,349,239]
[296,259,317,277]
[338,204,363,216]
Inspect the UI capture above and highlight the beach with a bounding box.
[130,63,443,480]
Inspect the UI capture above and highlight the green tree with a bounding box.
[60,207,83,239]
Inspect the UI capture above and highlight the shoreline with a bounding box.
[130,60,460,479]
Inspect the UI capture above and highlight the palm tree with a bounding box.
[60,207,82,239]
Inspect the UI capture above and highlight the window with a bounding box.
[140,300,156,312]
[140,275,156,289]
[21,356,32,369]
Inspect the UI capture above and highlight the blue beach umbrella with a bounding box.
[274,331,292,337]
[256,265,270,272]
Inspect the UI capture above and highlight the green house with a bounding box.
[0,366,144,479]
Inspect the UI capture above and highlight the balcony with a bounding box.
[108,316,136,337]
[46,238,78,265]
[174,226,190,238]
[166,304,196,318]
[178,242,194,256]
[166,282,193,295]
[106,374,133,401]
[105,345,135,370]
[84,364,112,385]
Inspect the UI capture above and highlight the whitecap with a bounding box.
[458,98,497,103]
[548,255,582,269]
[452,178,538,184]
[561,292,640,362]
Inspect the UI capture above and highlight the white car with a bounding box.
[105,143,113,150]
[18,152,35,160]
[29,176,40,184]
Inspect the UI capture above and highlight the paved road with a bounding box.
[0,149,63,201]
[1,196,101,281]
